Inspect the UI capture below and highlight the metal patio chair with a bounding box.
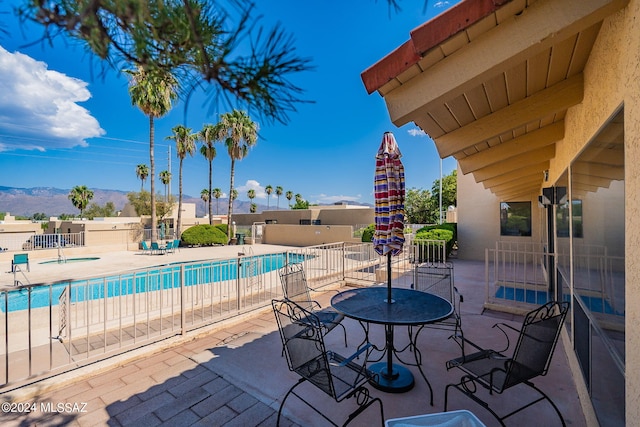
[279,262,347,347]
[444,301,570,426]
[410,261,463,346]
[272,298,384,427]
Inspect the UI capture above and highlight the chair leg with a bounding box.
[277,378,305,427]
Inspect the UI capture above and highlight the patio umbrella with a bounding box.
[373,132,405,303]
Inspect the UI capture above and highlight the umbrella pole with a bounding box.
[387,252,393,303]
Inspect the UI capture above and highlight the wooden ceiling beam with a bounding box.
[473,145,555,182]
[435,76,581,158]
[458,122,564,174]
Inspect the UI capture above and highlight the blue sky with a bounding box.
[0,0,459,206]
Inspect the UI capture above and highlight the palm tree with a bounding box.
[286,190,293,208]
[265,185,273,210]
[136,164,149,191]
[215,110,258,241]
[68,185,94,217]
[247,189,256,209]
[200,189,210,215]
[212,188,222,215]
[159,170,172,202]
[275,186,283,210]
[167,125,196,237]
[295,193,303,206]
[250,203,257,213]
[198,123,220,224]
[126,66,178,244]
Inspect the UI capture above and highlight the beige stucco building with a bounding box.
[362,0,634,425]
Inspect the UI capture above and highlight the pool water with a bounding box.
[495,286,621,315]
[2,252,303,312]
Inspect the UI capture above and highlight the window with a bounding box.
[500,202,532,236]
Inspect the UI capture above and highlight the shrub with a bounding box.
[414,227,455,262]
[361,224,375,242]
[215,224,228,236]
[181,224,228,246]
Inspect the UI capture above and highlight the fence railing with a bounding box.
[0,232,85,252]
[0,239,448,389]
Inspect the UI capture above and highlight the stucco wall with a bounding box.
[233,206,373,228]
[261,224,358,247]
[457,164,543,260]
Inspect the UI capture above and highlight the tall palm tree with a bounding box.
[198,124,220,224]
[295,193,303,206]
[286,190,293,208]
[265,185,273,210]
[126,66,178,244]
[167,125,196,237]
[159,170,172,202]
[68,185,94,217]
[212,188,222,215]
[275,186,283,210]
[200,189,210,215]
[136,164,149,191]
[215,110,258,241]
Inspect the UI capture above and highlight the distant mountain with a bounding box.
[0,186,259,217]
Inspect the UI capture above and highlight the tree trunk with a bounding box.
[177,157,183,238]
[208,160,213,224]
[227,158,235,242]
[150,116,157,244]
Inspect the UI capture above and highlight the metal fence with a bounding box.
[0,232,85,252]
[0,240,447,389]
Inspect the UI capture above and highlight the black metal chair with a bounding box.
[279,262,347,347]
[410,261,463,341]
[272,299,384,427]
[444,301,570,426]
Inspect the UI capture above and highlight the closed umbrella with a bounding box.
[373,132,405,303]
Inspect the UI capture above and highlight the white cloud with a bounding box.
[407,128,427,137]
[236,179,266,199]
[311,193,362,204]
[0,46,105,152]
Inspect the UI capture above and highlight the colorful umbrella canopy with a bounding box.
[373,132,405,256]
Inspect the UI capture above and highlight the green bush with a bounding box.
[414,226,455,262]
[215,224,228,236]
[181,224,228,246]
[361,224,375,242]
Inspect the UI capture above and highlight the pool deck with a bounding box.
[0,246,588,426]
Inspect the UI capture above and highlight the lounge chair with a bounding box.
[141,241,152,255]
[150,242,166,255]
[12,253,30,273]
[164,240,174,254]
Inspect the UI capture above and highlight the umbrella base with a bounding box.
[369,362,415,393]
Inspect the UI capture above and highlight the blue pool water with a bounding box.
[495,286,621,315]
[2,252,303,313]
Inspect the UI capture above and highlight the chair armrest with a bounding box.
[329,343,373,367]
[492,322,521,353]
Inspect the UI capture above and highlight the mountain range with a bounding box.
[0,186,372,218]
[0,186,258,217]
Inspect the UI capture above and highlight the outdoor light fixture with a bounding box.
[539,186,567,205]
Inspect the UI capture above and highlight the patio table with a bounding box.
[331,286,452,396]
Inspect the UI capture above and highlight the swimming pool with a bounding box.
[2,252,304,313]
